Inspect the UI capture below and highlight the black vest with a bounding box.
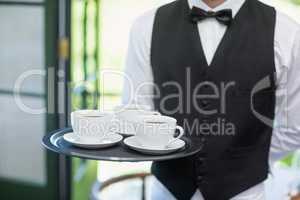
[150,0,276,199]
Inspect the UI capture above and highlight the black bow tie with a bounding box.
[189,7,233,26]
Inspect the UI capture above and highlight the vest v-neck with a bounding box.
[185,0,250,68]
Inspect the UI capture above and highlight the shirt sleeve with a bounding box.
[121,10,156,109]
[270,13,300,162]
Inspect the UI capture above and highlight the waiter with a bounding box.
[122,0,300,199]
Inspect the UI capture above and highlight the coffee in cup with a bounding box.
[71,110,114,139]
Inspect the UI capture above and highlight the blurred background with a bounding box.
[0,0,299,200]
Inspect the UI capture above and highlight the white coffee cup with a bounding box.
[135,115,184,149]
[71,110,114,139]
[113,104,160,134]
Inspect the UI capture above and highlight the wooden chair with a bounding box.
[90,173,152,200]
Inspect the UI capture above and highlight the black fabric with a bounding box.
[189,7,233,26]
[150,0,276,199]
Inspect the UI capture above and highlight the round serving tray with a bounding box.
[42,128,204,162]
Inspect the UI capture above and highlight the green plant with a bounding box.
[71,159,98,200]
[291,0,300,5]
[280,154,294,167]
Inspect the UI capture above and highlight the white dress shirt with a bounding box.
[122,0,300,199]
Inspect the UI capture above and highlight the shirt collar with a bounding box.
[187,0,246,17]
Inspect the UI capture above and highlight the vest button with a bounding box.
[200,100,209,108]
[197,157,206,165]
[197,175,204,183]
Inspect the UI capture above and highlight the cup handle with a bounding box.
[166,126,184,147]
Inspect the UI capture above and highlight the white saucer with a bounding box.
[123,136,185,155]
[116,130,135,136]
[63,132,123,149]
